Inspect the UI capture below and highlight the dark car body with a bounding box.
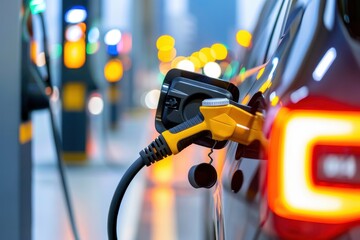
[214,0,360,239]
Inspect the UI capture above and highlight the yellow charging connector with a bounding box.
[161,98,267,154]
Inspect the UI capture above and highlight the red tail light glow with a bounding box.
[268,107,360,224]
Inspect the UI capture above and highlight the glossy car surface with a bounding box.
[214,0,360,239]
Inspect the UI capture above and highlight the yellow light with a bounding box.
[64,39,86,69]
[151,156,173,183]
[188,55,201,69]
[104,59,123,82]
[211,43,227,60]
[236,30,252,48]
[259,79,271,93]
[270,96,279,106]
[256,67,265,80]
[62,82,86,111]
[268,109,360,224]
[191,52,207,67]
[199,47,216,62]
[156,35,175,51]
[157,48,176,62]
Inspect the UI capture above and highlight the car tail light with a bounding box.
[268,106,360,224]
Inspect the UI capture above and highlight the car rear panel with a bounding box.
[215,0,360,239]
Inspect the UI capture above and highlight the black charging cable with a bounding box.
[23,8,80,240]
[108,136,172,240]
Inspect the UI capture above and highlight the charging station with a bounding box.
[0,1,32,239]
[61,0,100,162]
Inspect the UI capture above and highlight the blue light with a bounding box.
[88,27,100,43]
[107,45,118,56]
[65,6,87,24]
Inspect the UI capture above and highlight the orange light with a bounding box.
[104,59,123,82]
[64,39,86,69]
[159,62,171,75]
[268,108,360,224]
[236,30,252,48]
[30,40,38,63]
[151,156,173,184]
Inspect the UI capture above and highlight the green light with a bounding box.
[29,0,46,14]
[50,44,62,59]
[240,67,246,76]
[223,64,233,80]
[86,43,99,55]
[157,72,165,83]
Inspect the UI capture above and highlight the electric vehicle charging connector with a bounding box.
[141,98,267,166]
[108,98,268,240]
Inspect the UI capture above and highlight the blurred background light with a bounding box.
[159,62,172,75]
[176,59,195,72]
[86,42,99,55]
[104,29,122,46]
[107,44,118,56]
[195,51,208,67]
[236,29,252,48]
[203,62,221,78]
[104,59,123,82]
[117,33,132,54]
[199,47,216,62]
[88,27,100,43]
[64,40,86,69]
[36,52,46,67]
[88,94,104,115]
[65,25,83,42]
[171,56,186,68]
[156,35,175,51]
[211,43,227,60]
[188,56,201,70]
[65,6,87,24]
[29,0,46,14]
[157,48,177,62]
[144,89,161,109]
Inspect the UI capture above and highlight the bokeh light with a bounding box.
[65,6,87,24]
[88,27,100,43]
[144,89,161,109]
[211,43,228,60]
[158,48,177,62]
[104,29,122,46]
[88,94,104,115]
[104,59,123,82]
[176,59,195,72]
[156,35,175,51]
[65,25,83,42]
[236,30,252,48]
[203,62,222,78]
[199,47,216,62]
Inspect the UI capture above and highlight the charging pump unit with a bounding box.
[107,69,268,240]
